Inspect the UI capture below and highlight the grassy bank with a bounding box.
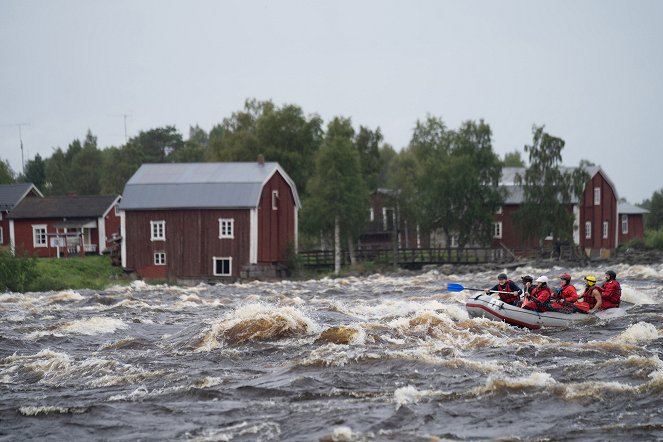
[31,255,130,292]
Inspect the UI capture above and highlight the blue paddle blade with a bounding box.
[447,283,465,292]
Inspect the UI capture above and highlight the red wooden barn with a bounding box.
[494,166,647,257]
[0,183,43,248]
[118,161,300,280]
[8,194,121,257]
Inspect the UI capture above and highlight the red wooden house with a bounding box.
[0,183,43,248]
[494,166,646,257]
[118,161,300,280]
[359,188,430,250]
[8,194,121,257]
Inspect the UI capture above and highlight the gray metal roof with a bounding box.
[500,166,607,205]
[618,202,649,215]
[0,183,42,211]
[119,162,300,210]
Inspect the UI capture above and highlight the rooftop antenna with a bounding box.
[112,113,131,143]
[1,122,29,174]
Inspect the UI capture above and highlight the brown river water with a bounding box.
[1,262,662,441]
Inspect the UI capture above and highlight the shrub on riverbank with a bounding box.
[0,251,130,292]
[29,255,129,291]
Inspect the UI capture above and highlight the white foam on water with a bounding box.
[330,425,356,441]
[195,302,320,352]
[43,290,83,303]
[471,371,557,396]
[614,322,660,344]
[19,405,87,416]
[394,385,431,408]
[27,316,128,338]
[184,421,282,442]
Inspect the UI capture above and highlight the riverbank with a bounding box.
[14,248,663,292]
[29,255,130,292]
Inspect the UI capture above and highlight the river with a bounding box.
[1,262,662,441]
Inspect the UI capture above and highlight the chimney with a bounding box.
[257,154,265,166]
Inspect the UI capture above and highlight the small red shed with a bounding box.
[118,161,300,280]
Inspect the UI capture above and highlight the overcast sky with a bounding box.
[1,1,661,203]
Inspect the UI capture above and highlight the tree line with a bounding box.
[1,98,660,266]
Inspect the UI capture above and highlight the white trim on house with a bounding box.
[120,210,126,268]
[97,216,106,255]
[150,220,166,241]
[32,224,47,248]
[218,218,235,239]
[250,208,258,264]
[213,256,232,276]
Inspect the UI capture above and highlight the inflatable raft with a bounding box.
[465,293,593,329]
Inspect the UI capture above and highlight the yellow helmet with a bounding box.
[584,275,596,286]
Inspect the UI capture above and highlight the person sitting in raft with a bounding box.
[520,276,552,312]
[516,275,535,307]
[574,275,602,313]
[600,270,622,309]
[549,273,579,313]
[484,273,522,306]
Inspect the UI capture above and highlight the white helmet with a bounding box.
[535,276,548,284]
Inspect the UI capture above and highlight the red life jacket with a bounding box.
[582,286,600,309]
[521,286,552,312]
[496,281,519,305]
[601,280,621,309]
[550,284,578,311]
[556,285,578,303]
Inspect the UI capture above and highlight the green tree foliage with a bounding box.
[414,118,504,248]
[20,154,46,189]
[354,126,383,191]
[502,150,525,167]
[169,125,208,163]
[208,99,323,195]
[43,131,104,195]
[514,125,589,246]
[70,131,103,194]
[303,117,369,272]
[643,189,663,230]
[0,158,16,184]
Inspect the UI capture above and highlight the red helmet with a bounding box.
[560,273,571,282]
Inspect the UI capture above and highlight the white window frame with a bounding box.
[33,224,48,248]
[219,218,234,239]
[0,226,3,244]
[213,256,232,276]
[594,187,601,205]
[114,205,120,216]
[450,235,458,248]
[621,214,628,234]
[493,221,502,239]
[585,221,592,239]
[603,221,609,239]
[368,208,374,222]
[150,220,166,241]
[154,252,166,265]
[272,190,279,210]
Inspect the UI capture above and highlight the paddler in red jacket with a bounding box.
[600,270,622,309]
[484,273,522,306]
[521,276,552,312]
[575,275,603,313]
[549,273,578,313]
